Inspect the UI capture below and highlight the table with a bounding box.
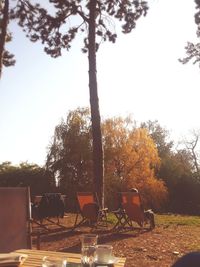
[15,249,126,267]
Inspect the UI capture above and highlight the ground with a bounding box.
[32,214,200,267]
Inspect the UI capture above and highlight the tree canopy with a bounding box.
[180,0,200,67]
[0,161,51,196]
[46,108,168,210]
[46,107,93,207]
[7,0,148,57]
[2,110,200,214]
[0,0,15,77]
[103,117,167,210]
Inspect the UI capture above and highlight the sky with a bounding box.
[0,0,200,166]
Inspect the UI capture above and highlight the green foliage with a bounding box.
[10,0,148,56]
[0,0,15,77]
[170,175,200,215]
[158,150,192,188]
[141,120,173,158]
[159,147,200,214]
[47,108,168,211]
[179,42,200,67]
[46,107,93,209]
[2,49,15,67]
[140,120,200,214]
[0,161,51,196]
[1,0,149,69]
[179,1,200,67]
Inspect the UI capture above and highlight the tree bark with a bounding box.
[88,0,104,207]
[190,135,200,175]
[0,0,9,78]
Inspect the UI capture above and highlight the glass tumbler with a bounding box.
[81,234,98,267]
[42,256,67,267]
[95,245,113,263]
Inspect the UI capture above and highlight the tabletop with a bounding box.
[15,249,126,267]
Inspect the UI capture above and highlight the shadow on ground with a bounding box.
[57,227,151,253]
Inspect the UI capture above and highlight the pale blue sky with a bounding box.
[0,0,200,166]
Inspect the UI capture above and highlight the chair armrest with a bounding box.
[101,208,108,212]
[112,208,125,214]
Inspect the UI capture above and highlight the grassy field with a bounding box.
[108,212,200,226]
[155,213,200,226]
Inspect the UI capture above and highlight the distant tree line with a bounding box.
[46,108,167,211]
[0,161,54,198]
[1,107,200,215]
[141,122,200,215]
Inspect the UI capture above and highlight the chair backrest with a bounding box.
[121,192,144,226]
[76,192,99,222]
[77,192,96,211]
[33,195,42,204]
[0,187,32,252]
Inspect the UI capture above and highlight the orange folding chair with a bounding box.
[74,192,108,228]
[121,192,144,227]
[113,192,155,231]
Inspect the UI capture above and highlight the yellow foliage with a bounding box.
[138,177,168,210]
[102,117,168,209]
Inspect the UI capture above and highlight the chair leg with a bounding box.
[74,213,79,228]
[150,215,155,229]
[97,210,109,227]
[36,233,41,250]
[73,213,88,229]
[144,210,155,229]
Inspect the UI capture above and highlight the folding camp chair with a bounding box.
[113,192,155,231]
[0,187,32,252]
[74,192,108,228]
[31,193,66,230]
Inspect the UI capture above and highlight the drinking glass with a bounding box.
[95,245,113,263]
[42,256,67,267]
[81,234,98,267]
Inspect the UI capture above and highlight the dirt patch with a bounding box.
[32,215,200,267]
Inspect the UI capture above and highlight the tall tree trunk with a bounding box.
[88,0,104,207]
[0,0,9,78]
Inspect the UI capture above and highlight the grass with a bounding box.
[108,212,200,226]
[155,214,200,226]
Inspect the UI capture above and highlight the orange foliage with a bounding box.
[102,117,168,209]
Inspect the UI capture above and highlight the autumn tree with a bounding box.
[102,117,168,210]
[8,0,149,207]
[47,108,168,210]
